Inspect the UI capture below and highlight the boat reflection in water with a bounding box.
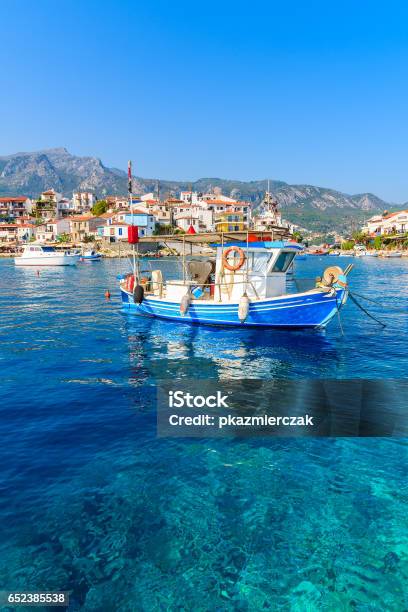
[124,314,341,381]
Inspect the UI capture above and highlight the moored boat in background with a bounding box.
[382,251,402,258]
[80,249,102,262]
[14,245,79,266]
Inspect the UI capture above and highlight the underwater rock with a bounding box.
[290,580,322,611]
[383,551,400,572]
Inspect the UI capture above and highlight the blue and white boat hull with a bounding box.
[80,255,102,261]
[120,288,347,329]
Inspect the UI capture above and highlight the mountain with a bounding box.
[0,148,397,234]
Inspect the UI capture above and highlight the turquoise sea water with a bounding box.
[0,256,407,611]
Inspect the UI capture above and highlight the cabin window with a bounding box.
[246,252,272,274]
[272,251,296,272]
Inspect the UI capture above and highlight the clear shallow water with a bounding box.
[0,256,407,611]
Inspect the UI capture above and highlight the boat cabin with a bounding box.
[214,241,302,301]
[21,245,56,255]
[163,241,303,303]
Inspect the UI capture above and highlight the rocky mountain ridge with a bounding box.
[0,148,400,233]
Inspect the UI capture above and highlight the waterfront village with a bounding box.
[0,188,407,256]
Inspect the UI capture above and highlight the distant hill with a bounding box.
[0,147,398,233]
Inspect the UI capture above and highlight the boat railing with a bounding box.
[122,277,265,300]
[123,277,253,288]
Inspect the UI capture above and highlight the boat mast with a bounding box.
[128,160,138,282]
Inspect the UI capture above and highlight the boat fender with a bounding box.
[125,274,135,293]
[238,294,250,323]
[180,292,191,316]
[133,284,144,304]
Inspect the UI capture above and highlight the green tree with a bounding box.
[341,240,354,250]
[373,236,383,250]
[82,234,95,243]
[57,232,71,243]
[91,200,108,216]
[292,231,303,243]
[352,231,367,244]
[153,223,174,235]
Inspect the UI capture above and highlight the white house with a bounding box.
[35,218,71,242]
[0,196,31,219]
[175,216,201,233]
[174,206,214,232]
[101,223,129,242]
[72,192,95,211]
[0,223,18,242]
[17,223,35,242]
[363,210,408,236]
[99,209,156,242]
[57,198,76,216]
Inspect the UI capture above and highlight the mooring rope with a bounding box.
[348,292,387,327]
[349,291,407,312]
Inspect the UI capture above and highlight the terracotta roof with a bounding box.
[69,215,94,221]
[207,199,237,205]
[0,223,18,228]
[0,196,28,203]
[383,209,408,219]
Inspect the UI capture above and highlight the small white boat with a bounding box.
[80,249,102,262]
[366,251,379,257]
[382,252,402,258]
[14,245,79,266]
[354,245,367,257]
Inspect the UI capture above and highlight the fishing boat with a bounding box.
[80,249,102,261]
[366,251,379,257]
[14,244,79,266]
[119,231,351,329]
[382,251,402,258]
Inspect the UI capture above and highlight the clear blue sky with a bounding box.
[1,0,408,202]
